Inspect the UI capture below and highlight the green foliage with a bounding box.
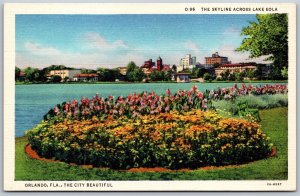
[51,75,62,83]
[81,69,97,74]
[213,63,220,68]
[63,76,69,82]
[281,67,288,79]
[126,61,138,73]
[220,70,230,81]
[213,94,288,117]
[237,101,261,122]
[24,67,40,81]
[203,73,212,81]
[149,70,171,81]
[245,69,255,80]
[236,14,288,79]
[43,65,73,73]
[26,110,272,170]
[235,72,244,82]
[97,68,120,82]
[16,108,287,180]
[191,67,205,78]
[15,67,21,80]
[228,73,235,81]
[126,61,145,82]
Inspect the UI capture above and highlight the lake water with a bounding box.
[15,82,285,136]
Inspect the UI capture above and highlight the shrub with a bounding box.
[212,94,288,117]
[27,109,273,170]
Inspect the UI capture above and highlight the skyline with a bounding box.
[16,14,270,69]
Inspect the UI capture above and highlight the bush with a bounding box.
[213,94,288,117]
[26,109,273,170]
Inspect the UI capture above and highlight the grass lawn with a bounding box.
[15,107,288,181]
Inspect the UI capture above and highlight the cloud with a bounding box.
[24,42,61,56]
[223,27,241,35]
[17,40,145,69]
[83,32,128,50]
[183,40,200,52]
[215,45,272,64]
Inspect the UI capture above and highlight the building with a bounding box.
[205,52,229,65]
[49,69,81,81]
[161,64,171,72]
[176,72,191,83]
[73,74,99,82]
[178,54,197,71]
[141,59,155,69]
[157,56,163,71]
[214,63,257,78]
[18,71,26,80]
[117,67,128,76]
[141,56,166,75]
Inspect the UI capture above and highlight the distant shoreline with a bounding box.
[15,80,288,85]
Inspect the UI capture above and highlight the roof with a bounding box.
[74,74,98,78]
[205,56,227,59]
[149,67,157,71]
[141,65,151,68]
[162,65,171,71]
[19,71,26,77]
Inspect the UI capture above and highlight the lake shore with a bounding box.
[15,80,288,85]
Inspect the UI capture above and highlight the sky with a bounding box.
[16,14,269,69]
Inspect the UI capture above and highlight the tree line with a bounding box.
[15,62,175,83]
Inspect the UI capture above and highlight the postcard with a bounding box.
[3,3,296,191]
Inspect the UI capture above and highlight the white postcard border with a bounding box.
[3,3,297,191]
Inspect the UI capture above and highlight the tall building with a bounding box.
[178,54,196,71]
[157,56,163,71]
[192,56,197,66]
[205,52,229,65]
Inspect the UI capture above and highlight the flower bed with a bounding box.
[27,109,273,170]
[43,84,287,121]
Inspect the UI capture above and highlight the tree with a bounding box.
[236,14,288,79]
[235,72,244,82]
[24,67,40,82]
[203,73,211,81]
[164,70,172,81]
[81,69,97,74]
[127,69,145,82]
[281,67,288,79]
[220,69,230,81]
[15,67,21,81]
[149,70,165,81]
[63,76,70,82]
[245,69,255,80]
[191,67,206,79]
[228,73,235,81]
[125,61,145,82]
[97,68,120,81]
[213,63,220,68]
[42,65,74,75]
[126,61,137,74]
[51,75,62,83]
[253,64,264,80]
